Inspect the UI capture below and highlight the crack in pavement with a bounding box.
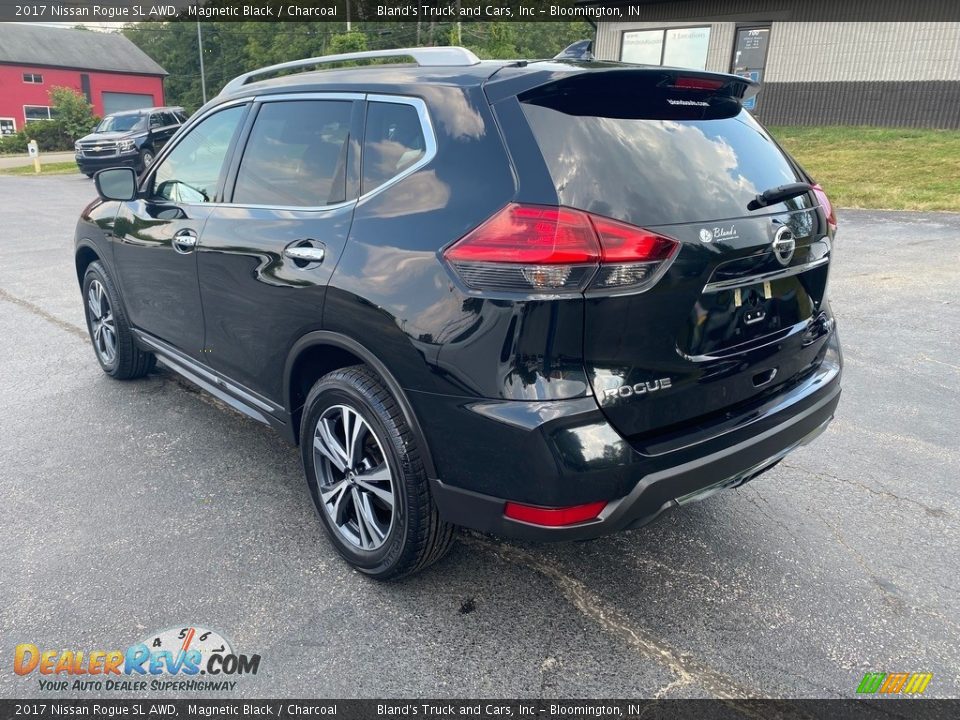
[781,462,952,520]
[918,353,960,373]
[462,532,756,700]
[0,286,86,340]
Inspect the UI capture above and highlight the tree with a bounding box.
[121,21,594,113]
[329,31,368,54]
[49,87,98,142]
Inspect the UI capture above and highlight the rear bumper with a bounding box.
[419,335,842,541]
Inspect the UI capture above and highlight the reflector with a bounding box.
[504,500,607,527]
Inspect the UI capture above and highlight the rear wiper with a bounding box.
[748,182,812,211]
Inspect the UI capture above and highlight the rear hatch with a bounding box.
[513,67,835,447]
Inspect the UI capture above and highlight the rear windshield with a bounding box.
[521,102,809,227]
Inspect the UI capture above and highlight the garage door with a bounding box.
[102,92,155,115]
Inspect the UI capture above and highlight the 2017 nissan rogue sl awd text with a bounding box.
[74,48,842,579]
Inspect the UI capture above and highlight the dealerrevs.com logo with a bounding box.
[14,626,261,693]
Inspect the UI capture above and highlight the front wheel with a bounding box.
[300,366,454,580]
[82,261,155,379]
[139,148,154,171]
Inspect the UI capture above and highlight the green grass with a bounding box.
[769,126,960,212]
[0,161,81,176]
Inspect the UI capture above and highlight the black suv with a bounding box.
[75,47,841,579]
[75,106,187,177]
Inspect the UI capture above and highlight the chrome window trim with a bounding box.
[141,92,437,212]
[141,97,252,199]
[358,94,437,205]
[253,92,366,103]
[226,92,365,212]
[213,199,358,213]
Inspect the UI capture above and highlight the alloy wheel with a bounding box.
[87,280,117,365]
[313,404,396,551]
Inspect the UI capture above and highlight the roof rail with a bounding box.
[220,46,482,95]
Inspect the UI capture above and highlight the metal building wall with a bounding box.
[592,1,960,127]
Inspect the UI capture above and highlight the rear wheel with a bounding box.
[82,261,155,379]
[300,366,454,580]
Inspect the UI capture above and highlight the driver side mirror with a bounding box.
[94,167,137,202]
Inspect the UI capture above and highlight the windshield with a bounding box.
[96,114,147,133]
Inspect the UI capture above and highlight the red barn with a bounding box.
[0,24,167,135]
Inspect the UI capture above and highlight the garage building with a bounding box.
[0,24,167,135]
[591,1,960,128]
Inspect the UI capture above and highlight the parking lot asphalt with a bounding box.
[0,174,958,700]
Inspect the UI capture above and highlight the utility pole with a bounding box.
[196,21,207,104]
[346,0,351,31]
[456,0,462,44]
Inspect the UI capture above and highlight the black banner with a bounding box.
[1,0,959,23]
[1,700,960,720]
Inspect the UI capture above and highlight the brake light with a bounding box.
[504,500,607,527]
[672,76,725,91]
[443,204,679,295]
[811,183,837,232]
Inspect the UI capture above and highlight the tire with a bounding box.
[82,261,155,379]
[300,366,454,580]
[85,172,94,179]
[139,148,155,172]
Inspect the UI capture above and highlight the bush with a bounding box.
[27,122,73,151]
[0,87,98,154]
[0,131,28,154]
[0,122,73,154]
[50,86,98,142]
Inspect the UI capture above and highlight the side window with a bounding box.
[361,101,427,194]
[232,100,352,207]
[150,114,163,129]
[151,105,245,204]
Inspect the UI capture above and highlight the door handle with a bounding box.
[173,229,198,254]
[284,246,325,264]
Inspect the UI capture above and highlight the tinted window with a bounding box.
[150,114,163,128]
[521,102,806,227]
[361,102,426,194]
[233,100,352,207]
[97,114,147,133]
[152,106,245,204]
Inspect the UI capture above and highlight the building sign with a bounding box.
[732,26,771,111]
[622,26,711,70]
[663,27,711,70]
[621,29,663,65]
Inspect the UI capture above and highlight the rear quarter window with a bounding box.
[521,102,808,226]
[361,101,427,194]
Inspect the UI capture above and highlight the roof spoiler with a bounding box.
[485,64,760,106]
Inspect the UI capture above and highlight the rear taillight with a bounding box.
[443,203,679,296]
[811,183,837,232]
